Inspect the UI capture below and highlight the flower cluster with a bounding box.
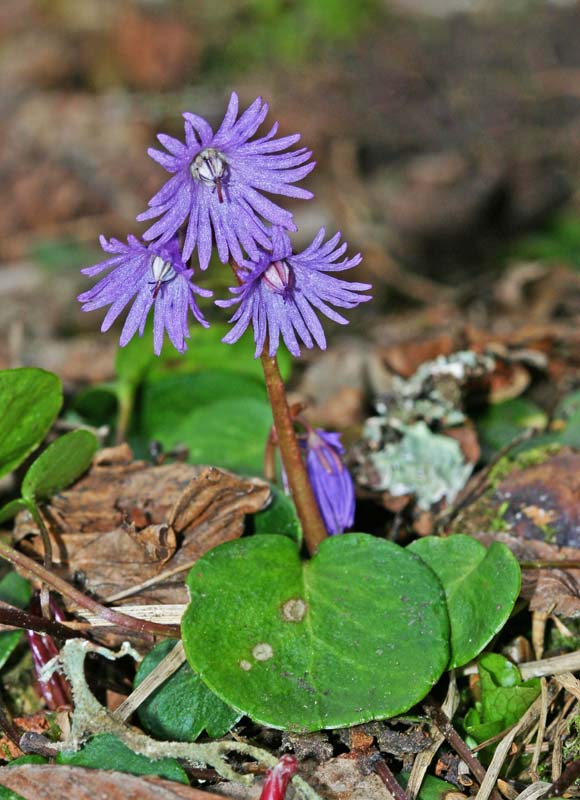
[78,92,371,357]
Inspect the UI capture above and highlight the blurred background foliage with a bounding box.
[1,0,580,378]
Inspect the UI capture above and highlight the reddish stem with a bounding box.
[0,541,179,638]
[27,631,71,709]
[261,354,327,555]
[26,595,72,709]
[260,755,298,800]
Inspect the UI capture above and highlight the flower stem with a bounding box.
[260,353,326,556]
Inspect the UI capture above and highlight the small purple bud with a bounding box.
[304,429,355,536]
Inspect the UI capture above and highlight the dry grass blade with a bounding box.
[406,673,458,800]
[113,640,186,722]
[512,782,552,800]
[475,683,560,800]
[553,672,580,701]
[530,679,548,778]
[77,604,186,627]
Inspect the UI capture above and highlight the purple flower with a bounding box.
[137,92,315,270]
[217,226,371,357]
[305,429,355,535]
[77,235,211,355]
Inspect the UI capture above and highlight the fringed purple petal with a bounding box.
[78,235,209,355]
[140,95,314,265]
[220,226,371,359]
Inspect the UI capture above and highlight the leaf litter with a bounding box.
[13,444,270,614]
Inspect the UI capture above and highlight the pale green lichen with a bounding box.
[364,421,473,511]
[374,350,495,428]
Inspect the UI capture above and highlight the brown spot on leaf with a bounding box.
[281,598,308,623]
[252,643,274,662]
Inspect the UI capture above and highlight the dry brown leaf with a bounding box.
[461,450,580,616]
[476,531,580,617]
[445,425,481,466]
[0,764,224,800]
[493,451,580,548]
[14,445,270,608]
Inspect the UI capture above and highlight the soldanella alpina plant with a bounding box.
[79,93,521,733]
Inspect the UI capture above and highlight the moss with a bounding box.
[488,443,563,490]
[547,618,580,655]
[487,500,509,532]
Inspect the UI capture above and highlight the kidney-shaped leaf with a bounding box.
[22,430,98,504]
[158,397,272,476]
[135,640,240,741]
[408,535,520,669]
[182,534,450,731]
[0,368,62,479]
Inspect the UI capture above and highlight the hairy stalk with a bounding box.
[261,353,326,555]
[0,541,179,638]
[264,426,277,483]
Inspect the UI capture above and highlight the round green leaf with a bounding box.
[0,368,62,479]
[22,429,98,503]
[182,534,450,731]
[154,397,272,475]
[408,535,521,669]
[476,398,547,458]
[135,639,240,741]
[141,370,265,442]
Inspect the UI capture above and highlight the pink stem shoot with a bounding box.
[260,755,298,800]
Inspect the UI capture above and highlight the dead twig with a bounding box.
[113,640,186,722]
[0,602,83,640]
[423,695,502,800]
[370,753,409,800]
[0,692,22,754]
[548,758,580,797]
